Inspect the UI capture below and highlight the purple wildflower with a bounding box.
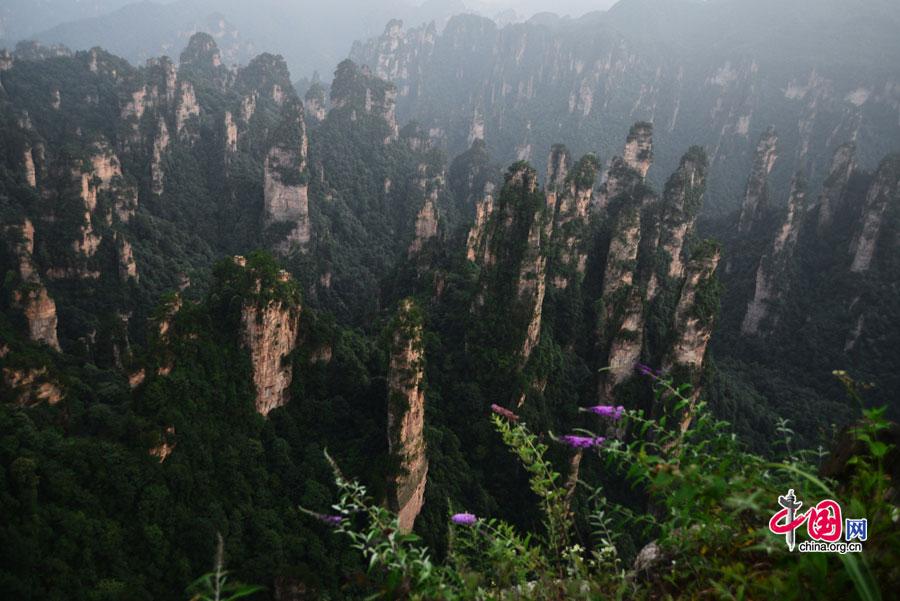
[560,435,606,449]
[451,512,478,526]
[635,363,656,377]
[491,404,520,422]
[585,405,625,420]
[318,514,343,526]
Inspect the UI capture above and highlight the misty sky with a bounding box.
[466,0,619,18]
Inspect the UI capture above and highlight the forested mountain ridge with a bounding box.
[0,32,731,597]
[350,0,900,215]
[0,14,898,599]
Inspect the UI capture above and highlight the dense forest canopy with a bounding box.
[0,1,898,599]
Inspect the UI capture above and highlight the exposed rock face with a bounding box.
[149,426,176,462]
[240,263,301,416]
[602,202,643,314]
[605,290,645,389]
[116,233,139,281]
[518,210,549,363]
[151,117,169,195]
[23,147,36,187]
[408,170,441,257]
[849,155,900,273]
[664,244,721,432]
[601,199,645,389]
[595,156,641,211]
[816,143,856,233]
[742,173,806,334]
[4,220,61,351]
[623,122,653,179]
[466,182,495,262]
[264,104,311,255]
[331,60,399,143]
[387,299,428,533]
[3,367,64,406]
[470,163,549,367]
[738,128,778,233]
[651,147,708,295]
[350,11,900,219]
[175,81,200,138]
[665,245,721,374]
[14,287,61,351]
[545,145,571,203]
[304,82,327,122]
[549,152,600,289]
[224,111,238,153]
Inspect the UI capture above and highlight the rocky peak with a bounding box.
[466,181,496,263]
[549,153,600,289]
[664,241,721,430]
[653,146,708,286]
[742,172,806,335]
[623,122,653,179]
[850,154,900,273]
[472,163,550,368]
[233,256,302,416]
[330,60,399,143]
[304,82,327,122]
[3,220,60,351]
[179,32,223,72]
[816,143,856,233]
[387,298,428,533]
[545,144,572,200]
[175,80,200,138]
[13,286,61,352]
[236,53,294,108]
[264,101,311,255]
[599,186,651,391]
[738,127,778,233]
[595,151,645,212]
[408,167,442,258]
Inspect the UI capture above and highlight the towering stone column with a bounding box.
[387,299,428,533]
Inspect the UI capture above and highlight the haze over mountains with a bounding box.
[2,0,617,79]
[0,1,898,598]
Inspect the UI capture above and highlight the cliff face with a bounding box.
[387,299,428,533]
[2,366,64,406]
[548,151,600,289]
[665,245,721,374]
[623,122,653,179]
[239,261,302,417]
[588,125,720,401]
[737,128,778,233]
[470,163,550,365]
[465,181,496,263]
[816,143,856,233]
[850,156,900,273]
[4,220,61,351]
[741,173,806,334]
[0,35,329,353]
[264,103,311,255]
[654,147,708,285]
[664,243,721,431]
[330,60,400,144]
[407,166,442,258]
[352,8,900,214]
[15,287,61,351]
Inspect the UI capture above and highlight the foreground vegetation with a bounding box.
[306,371,898,600]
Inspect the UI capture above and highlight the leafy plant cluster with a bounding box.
[311,372,898,600]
